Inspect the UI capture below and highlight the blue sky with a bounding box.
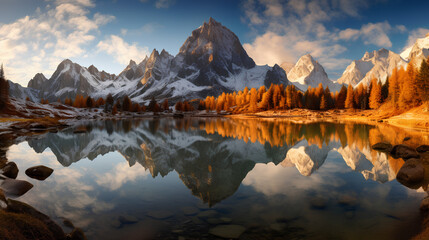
[0,0,428,85]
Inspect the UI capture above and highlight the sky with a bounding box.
[0,0,428,86]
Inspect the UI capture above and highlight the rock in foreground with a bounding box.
[390,144,420,160]
[396,159,425,187]
[372,142,393,152]
[25,165,54,181]
[0,178,33,197]
[416,145,429,153]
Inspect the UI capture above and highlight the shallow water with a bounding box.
[5,118,429,239]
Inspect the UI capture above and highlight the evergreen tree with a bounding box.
[104,94,114,113]
[381,77,389,102]
[122,96,131,111]
[86,96,94,108]
[336,85,347,109]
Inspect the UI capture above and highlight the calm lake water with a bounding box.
[5,118,429,239]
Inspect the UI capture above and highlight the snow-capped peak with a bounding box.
[337,48,407,87]
[286,54,332,91]
[400,33,429,66]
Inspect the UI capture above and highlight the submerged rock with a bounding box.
[181,206,199,216]
[390,144,420,160]
[118,215,139,224]
[372,142,393,152]
[0,189,7,209]
[146,210,173,219]
[25,165,54,181]
[1,162,19,179]
[209,225,246,239]
[420,197,429,213]
[0,178,33,197]
[416,145,429,153]
[396,159,425,186]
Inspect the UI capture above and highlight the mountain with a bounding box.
[400,33,429,67]
[8,80,39,102]
[286,54,340,91]
[337,48,407,87]
[25,18,289,103]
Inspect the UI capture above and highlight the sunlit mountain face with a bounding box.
[2,118,428,239]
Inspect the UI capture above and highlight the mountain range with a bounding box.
[14,18,288,104]
[7,19,429,103]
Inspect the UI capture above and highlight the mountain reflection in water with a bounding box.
[7,118,428,239]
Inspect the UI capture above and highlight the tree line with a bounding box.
[201,57,429,113]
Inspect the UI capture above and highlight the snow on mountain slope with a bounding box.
[8,80,39,102]
[400,33,429,67]
[337,48,407,87]
[22,18,289,104]
[287,54,341,91]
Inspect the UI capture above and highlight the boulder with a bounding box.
[1,178,33,197]
[25,165,54,181]
[416,145,429,153]
[390,144,420,160]
[1,162,19,179]
[420,197,429,213]
[396,159,425,186]
[371,142,392,152]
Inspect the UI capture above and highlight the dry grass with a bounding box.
[0,210,55,240]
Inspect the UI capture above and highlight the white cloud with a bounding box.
[338,22,393,48]
[97,35,149,65]
[402,28,429,51]
[0,0,114,85]
[241,0,400,74]
[155,0,175,9]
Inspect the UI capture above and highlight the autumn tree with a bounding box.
[399,60,419,109]
[175,101,183,111]
[95,97,105,107]
[369,78,382,109]
[336,85,347,109]
[162,99,169,111]
[345,84,354,109]
[416,58,429,103]
[249,88,258,112]
[389,67,400,107]
[320,93,328,110]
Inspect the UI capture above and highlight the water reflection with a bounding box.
[5,118,429,239]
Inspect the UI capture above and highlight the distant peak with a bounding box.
[128,60,137,66]
[208,17,219,25]
[60,59,73,65]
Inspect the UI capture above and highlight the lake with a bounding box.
[4,118,429,239]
